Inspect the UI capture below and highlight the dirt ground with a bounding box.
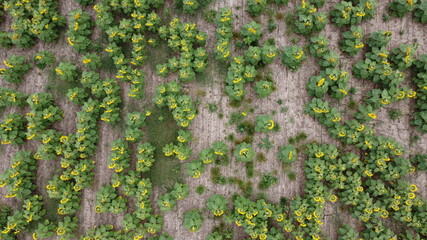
[0,0,426,239]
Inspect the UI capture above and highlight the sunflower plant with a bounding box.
[0,55,31,84]
[281,45,306,72]
[183,209,203,232]
[234,143,255,162]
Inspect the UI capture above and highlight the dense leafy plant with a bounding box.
[75,0,94,6]
[55,62,78,82]
[255,114,277,133]
[206,194,228,217]
[278,145,297,163]
[282,45,306,71]
[292,1,328,35]
[34,51,56,69]
[0,113,27,145]
[154,81,197,127]
[234,143,255,162]
[330,0,378,26]
[67,9,94,52]
[95,185,128,214]
[0,151,36,199]
[241,21,262,45]
[308,34,329,58]
[340,26,365,56]
[81,53,101,70]
[366,30,392,49]
[183,209,203,232]
[0,31,12,48]
[390,44,418,70]
[0,55,31,83]
[247,0,267,17]
[388,0,418,18]
[0,87,27,108]
[414,0,427,23]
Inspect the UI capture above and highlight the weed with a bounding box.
[388,109,403,120]
[196,185,205,195]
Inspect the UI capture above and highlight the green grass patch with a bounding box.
[144,106,181,188]
[197,54,228,85]
[146,38,173,72]
[44,68,82,99]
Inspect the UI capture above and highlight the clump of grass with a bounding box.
[348,99,357,110]
[288,132,308,145]
[226,133,235,142]
[245,161,254,178]
[228,112,244,125]
[348,87,358,95]
[409,135,421,146]
[145,106,181,188]
[287,171,297,181]
[206,103,218,113]
[275,12,285,20]
[259,173,278,190]
[256,152,267,163]
[211,167,227,185]
[196,185,205,195]
[237,121,255,136]
[388,109,403,120]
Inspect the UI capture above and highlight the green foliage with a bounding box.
[330,0,378,26]
[0,88,28,108]
[390,44,418,70]
[0,204,11,229]
[196,185,205,194]
[234,143,255,162]
[412,154,427,171]
[56,216,78,240]
[55,62,78,82]
[157,193,177,212]
[0,151,36,199]
[366,30,392,49]
[0,31,12,48]
[278,145,297,164]
[75,0,94,6]
[414,0,427,23]
[206,194,228,216]
[3,0,65,47]
[258,173,278,189]
[66,87,88,105]
[95,185,128,214]
[338,225,361,240]
[318,51,340,69]
[183,209,203,232]
[67,9,94,52]
[241,21,262,45]
[292,1,328,35]
[125,112,147,142]
[81,53,101,70]
[255,114,277,133]
[255,81,274,98]
[389,0,417,18]
[340,26,365,56]
[0,55,31,84]
[0,113,27,145]
[180,0,200,14]
[281,45,306,71]
[388,109,403,120]
[247,0,267,17]
[154,81,197,127]
[34,51,56,69]
[308,34,329,58]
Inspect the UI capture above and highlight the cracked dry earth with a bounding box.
[0,0,426,239]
